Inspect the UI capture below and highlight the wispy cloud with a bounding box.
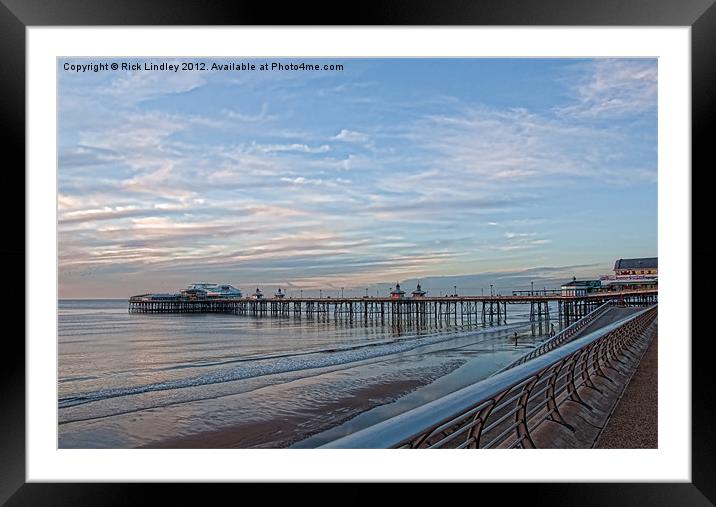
[221,103,279,123]
[333,129,368,143]
[555,59,657,119]
[252,142,330,154]
[102,61,206,104]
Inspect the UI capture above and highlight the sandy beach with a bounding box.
[142,379,424,448]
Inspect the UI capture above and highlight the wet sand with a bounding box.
[142,379,423,449]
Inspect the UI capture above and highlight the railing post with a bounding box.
[593,338,616,384]
[466,391,508,449]
[545,360,574,430]
[514,376,540,448]
[567,349,592,409]
[579,342,603,394]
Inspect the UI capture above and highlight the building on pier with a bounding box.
[209,284,243,298]
[411,283,426,298]
[561,278,601,297]
[186,283,242,298]
[133,293,180,301]
[390,283,406,299]
[274,287,285,299]
[181,288,208,300]
[186,282,214,290]
[602,278,658,292]
[251,287,264,300]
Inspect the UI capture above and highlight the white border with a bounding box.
[28,27,690,482]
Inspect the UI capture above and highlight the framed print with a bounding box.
[3,0,711,502]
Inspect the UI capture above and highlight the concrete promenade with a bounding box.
[595,332,658,448]
[569,306,643,340]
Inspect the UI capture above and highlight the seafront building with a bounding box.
[613,257,657,276]
[600,257,658,292]
[562,257,658,296]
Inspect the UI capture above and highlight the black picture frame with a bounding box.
[2,0,709,502]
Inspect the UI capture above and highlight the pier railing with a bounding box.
[319,304,657,449]
[494,300,615,374]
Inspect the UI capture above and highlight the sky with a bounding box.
[58,58,657,298]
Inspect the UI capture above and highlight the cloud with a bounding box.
[60,205,145,224]
[555,59,657,119]
[360,196,518,223]
[505,232,536,239]
[382,103,655,195]
[332,129,375,150]
[334,129,368,142]
[252,142,330,154]
[103,62,206,104]
[495,234,552,252]
[281,176,323,186]
[221,103,278,122]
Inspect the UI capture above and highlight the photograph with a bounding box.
[57,56,658,450]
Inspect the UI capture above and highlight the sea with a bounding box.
[58,299,558,448]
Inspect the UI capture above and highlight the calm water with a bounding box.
[58,299,556,448]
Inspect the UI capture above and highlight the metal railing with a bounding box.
[320,304,657,449]
[495,300,615,374]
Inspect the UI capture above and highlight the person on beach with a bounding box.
[514,331,518,347]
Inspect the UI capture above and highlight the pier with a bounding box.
[129,290,657,330]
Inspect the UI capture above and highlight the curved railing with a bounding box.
[494,300,615,374]
[320,304,657,449]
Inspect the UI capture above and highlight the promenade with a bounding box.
[595,333,658,448]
